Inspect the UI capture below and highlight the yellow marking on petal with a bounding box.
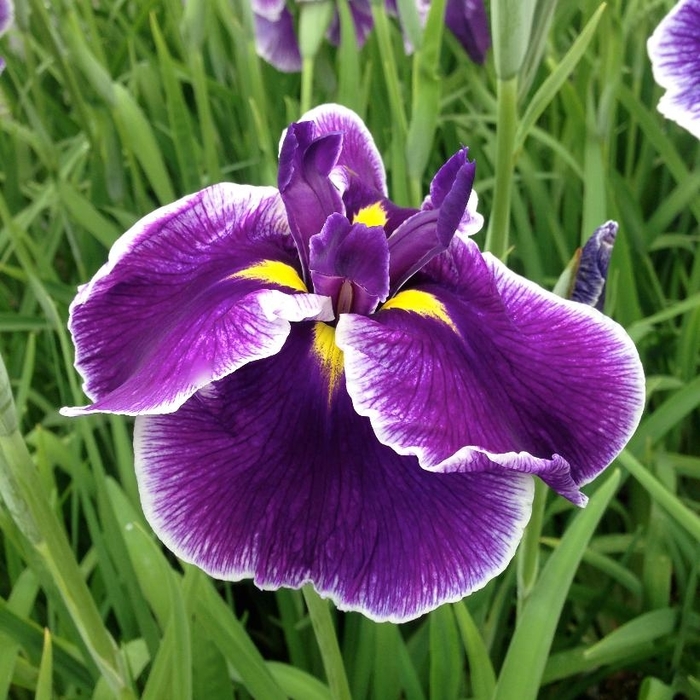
[232,260,307,291]
[312,323,345,400]
[381,290,457,331]
[353,201,388,228]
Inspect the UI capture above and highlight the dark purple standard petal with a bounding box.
[571,220,617,310]
[648,0,700,139]
[62,184,332,416]
[445,0,490,63]
[388,149,475,292]
[309,213,390,315]
[298,104,388,197]
[278,122,344,275]
[337,236,645,505]
[135,324,534,623]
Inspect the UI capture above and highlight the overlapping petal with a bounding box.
[336,236,645,505]
[135,325,534,622]
[648,0,700,139]
[62,184,332,417]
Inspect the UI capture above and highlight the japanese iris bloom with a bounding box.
[62,105,644,622]
[254,0,489,73]
[647,0,700,139]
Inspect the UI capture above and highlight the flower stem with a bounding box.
[302,585,352,700]
[301,57,314,115]
[484,76,519,260]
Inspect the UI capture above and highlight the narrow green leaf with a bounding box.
[493,469,621,700]
[453,602,496,700]
[34,629,53,700]
[56,181,122,249]
[190,569,287,700]
[515,4,607,152]
[267,662,332,700]
[151,15,201,194]
[112,84,175,205]
[618,450,700,543]
[583,609,678,663]
[429,604,462,700]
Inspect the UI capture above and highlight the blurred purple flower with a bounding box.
[254,0,490,72]
[647,0,700,138]
[0,0,14,74]
[62,104,644,622]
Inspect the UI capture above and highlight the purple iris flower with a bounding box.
[254,0,490,72]
[647,0,700,139]
[571,221,617,311]
[62,105,644,622]
[0,0,13,74]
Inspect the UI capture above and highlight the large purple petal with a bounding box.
[62,184,333,417]
[648,0,700,139]
[336,236,645,505]
[135,324,534,622]
[298,104,388,197]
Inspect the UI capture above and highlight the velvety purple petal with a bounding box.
[278,121,344,274]
[254,6,302,73]
[648,0,700,139]
[445,0,490,64]
[62,184,333,416]
[135,324,534,623]
[571,220,617,310]
[336,236,645,505]
[309,213,390,315]
[298,104,387,197]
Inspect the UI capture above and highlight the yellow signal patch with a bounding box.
[312,323,345,399]
[352,201,388,228]
[232,260,307,292]
[381,290,457,331]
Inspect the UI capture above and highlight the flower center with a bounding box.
[308,213,390,317]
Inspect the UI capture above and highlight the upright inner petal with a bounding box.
[309,213,390,316]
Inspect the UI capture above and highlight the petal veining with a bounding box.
[135,325,534,623]
[62,184,333,416]
[337,236,645,503]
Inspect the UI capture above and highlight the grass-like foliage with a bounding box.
[1,0,699,698]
